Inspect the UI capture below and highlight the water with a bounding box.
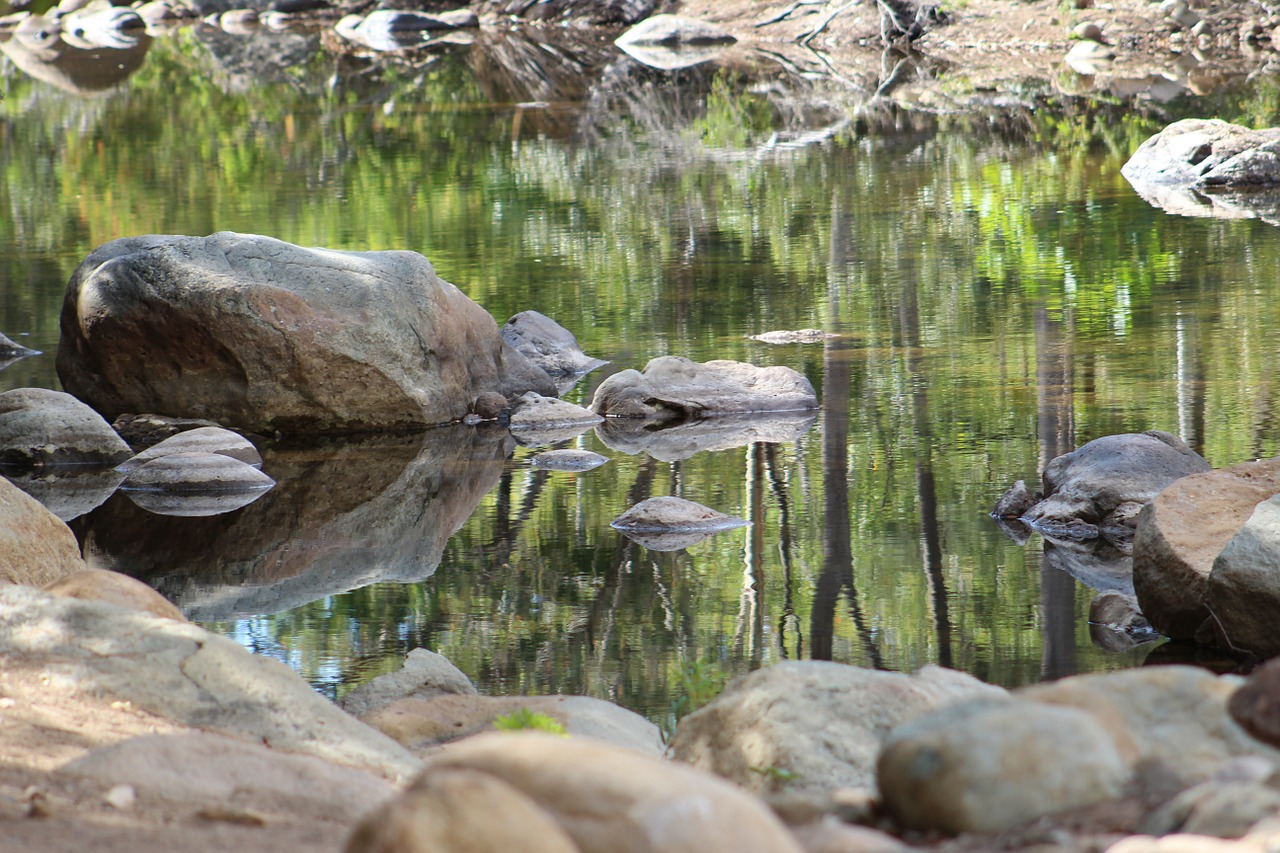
[4,22,1280,730]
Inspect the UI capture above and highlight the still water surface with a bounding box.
[4,24,1280,729]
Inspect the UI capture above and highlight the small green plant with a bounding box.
[749,765,801,788]
[670,659,727,721]
[493,707,568,736]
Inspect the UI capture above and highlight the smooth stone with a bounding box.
[339,647,477,719]
[501,311,607,378]
[0,387,132,468]
[611,495,746,533]
[121,451,274,494]
[1228,657,1280,748]
[43,569,185,622]
[0,475,87,586]
[530,449,609,472]
[508,392,602,433]
[595,410,816,463]
[1,465,125,521]
[749,329,836,344]
[876,697,1130,834]
[670,662,1004,796]
[1204,495,1280,656]
[116,426,261,474]
[615,13,736,46]
[123,486,272,517]
[591,356,818,420]
[417,732,805,852]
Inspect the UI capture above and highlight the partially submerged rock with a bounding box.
[591,356,817,420]
[116,426,262,474]
[0,387,132,468]
[530,449,609,472]
[595,410,816,462]
[121,452,275,494]
[339,647,478,719]
[610,496,747,551]
[501,311,607,383]
[57,232,556,434]
[508,391,602,437]
[749,329,836,345]
[1123,119,1280,189]
[2,465,125,521]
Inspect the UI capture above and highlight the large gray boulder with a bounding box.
[1123,119,1280,188]
[1204,495,1280,657]
[670,661,1004,796]
[0,476,88,587]
[1018,431,1209,540]
[591,357,818,421]
[57,233,557,434]
[1133,457,1280,642]
[0,387,132,468]
[0,585,419,780]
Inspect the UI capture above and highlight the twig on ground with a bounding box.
[799,0,858,46]
[755,0,826,27]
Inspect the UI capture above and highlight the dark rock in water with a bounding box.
[1228,657,1280,748]
[990,479,1037,519]
[471,392,509,421]
[1019,430,1209,541]
[591,356,817,421]
[117,426,262,474]
[271,0,329,13]
[2,466,126,522]
[112,414,226,451]
[1123,119,1280,189]
[530,449,608,472]
[611,496,747,550]
[0,388,132,468]
[57,233,556,434]
[594,411,816,463]
[501,311,607,381]
[1087,590,1157,652]
[121,451,275,494]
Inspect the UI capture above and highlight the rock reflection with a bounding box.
[72,426,513,619]
[1126,179,1280,226]
[594,412,816,463]
[0,25,151,93]
[3,466,126,522]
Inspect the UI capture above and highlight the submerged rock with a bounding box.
[591,356,817,420]
[749,329,836,345]
[57,233,556,434]
[615,13,736,46]
[0,387,132,468]
[530,449,609,472]
[595,410,816,463]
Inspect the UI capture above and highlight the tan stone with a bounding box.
[43,569,186,622]
[0,476,87,586]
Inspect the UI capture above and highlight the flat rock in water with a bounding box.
[595,410,815,462]
[121,451,274,494]
[508,392,602,431]
[501,311,607,378]
[591,356,817,420]
[611,496,746,532]
[339,647,477,719]
[749,329,836,344]
[531,449,608,472]
[615,13,736,45]
[0,387,132,468]
[56,233,556,433]
[117,426,261,474]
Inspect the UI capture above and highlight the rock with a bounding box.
[1088,590,1156,652]
[501,311,607,380]
[531,449,609,472]
[1072,20,1105,41]
[433,7,479,28]
[749,329,836,344]
[1,466,125,522]
[1123,119,1280,189]
[218,8,258,31]
[591,357,818,421]
[121,451,275,494]
[1160,0,1201,30]
[415,732,805,852]
[335,9,453,47]
[611,496,748,550]
[991,479,1037,518]
[111,413,225,450]
[0,476,87,586]
[122,485,273,517]
[1133,457,1280,642]
[116,426,261,474]
[61,5,144,47]
[62,732,397,823]
[0,331,39,364]
[508,391,603,438]
[347,766,580,853]
[670,661,1004,796]
[471,391,509,421]
[56,233,556,434]
[1065,38,1116,74]
[0,585,420,780]
[615,13,736,46]
[1020,431,1209,540]
[1043,537,1135,594]
[876,697,1130,834]
[0,388,132,468]
[361,694,665,755]
[1203,495,1280,656]
[1141,780,1280,838]
[43,569,186,622]
[339,647,477,718]
[1020,666,1280,790]
[1228,657,1280,748]
[595,411,817,463]
[789,819,909,853]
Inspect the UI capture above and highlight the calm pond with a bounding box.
[4,20,1280,731]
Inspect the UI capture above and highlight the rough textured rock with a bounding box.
[339,647,477,718]
[591,357,818,420]
[1133,457,1280,642]
[418,732,805,852]
[0,387,132,468]
[991,478,1036,519]
[116,426,261,474]
[60,732,397,824]
[111,413,225,450]
[57,233,556,434]
[1020,431,1209,540]
[670,661,1004,795]
[0,585,419,781]
[43,569,186,622]
[121,452,275,494]
[1020,666,1280,790]
[0,476,87,586]
[595,411,816,463]
[615,13,736,45]
[1123,119,1280,188]
[501,311,607,379]
[876,697,1130,834]
[1204,495,1280,657]
[347,766,581,853]
[362,694,665,755]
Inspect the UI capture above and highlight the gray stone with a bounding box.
[876,697,1130,834]
[501,311,607,378]
[670,661,1004,796]
[531,449,609,472]
[0,475,87,587]
[57,233,556,434]
[1021,431,1209,540]
[611,496,747,550]
[0,585,420,781]
[1205,495,1280,657]
[749,329,836,345]
[508,392,603,434]
[0,387,132,468]
[1123,119,1280,188]
[1141,780,1280,838]
[615,13,736,45]
[591,357,817,421]
[43,568,186,622]
[1133,457,1280,642]
[339,647,477,719]
[121,451,275,494]
[116,426,261,474]
[595,411,816,463]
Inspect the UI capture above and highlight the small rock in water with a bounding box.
[122,452,274,494]
[116,426,261,474]
[611,496,747,550]
[472,392,509,420]
[749,329,836,345]
[531,450,608,472]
